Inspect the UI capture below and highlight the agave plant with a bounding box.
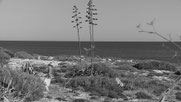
[72,5,83,59]
[85,0,98,63]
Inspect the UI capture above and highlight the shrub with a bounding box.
[0,66,45,102]
[121,75,170,96]
[135,91,152,99]
[67,76,124,98]
[53,55,80,61]
[133,60,177,72]
[175,92,181,101]
[114,65,138,72]
[135,78,170,96]
[2,48,15,58]
[65,63,118,78]
[15,51,34,59]
[73,99,90,102]
[0,50,11,65]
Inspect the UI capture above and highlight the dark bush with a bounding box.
[175,92,181,101]
[135,91,152,99]
[73,99,90,102]
[65,63,118,78]
[133,60,177,71]
[15,51,34,59]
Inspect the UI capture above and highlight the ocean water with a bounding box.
[0,41,181,62]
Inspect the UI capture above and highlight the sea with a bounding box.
[0,41,181,63]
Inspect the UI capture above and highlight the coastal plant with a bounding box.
[72,5,83,59]
[15,51,34,59]
[65,63,118,78]
[0,65,45,102]
[85,0,98,75]
[132,60,177,72]
[135,91,152,99]
[175,92,181,101]
[137,19,181,101]
[0,50,11,66]
[67,76,125,98]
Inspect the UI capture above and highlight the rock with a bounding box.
[40,77,51,92]
[115,77,124,87]
[152,76,170,81]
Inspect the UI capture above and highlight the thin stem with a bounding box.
[140,30,181,50]
[75,9,82,60]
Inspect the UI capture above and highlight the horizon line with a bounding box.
[0,40,178,42]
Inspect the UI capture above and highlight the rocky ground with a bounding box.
[1,47,181,102]
[5,55,181,102]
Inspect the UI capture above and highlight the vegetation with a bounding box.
[15,51,34,59]
[137,18,181,102]
[0,65,45,102]
[67,76,124,98]
[85,0,98,65]
[135,91,152,99]
[65,63,118,78]
[133,60,177,72]
[72,5,83,58]
[175,92,181,101]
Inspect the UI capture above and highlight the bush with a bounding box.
[135,78,170,96]
[15,51,34,59]
[53,55,80,61]
[2,48,15,58]
[0,50,11,65]
[121,75,170,96]
[65,63,118,78]
[133,60,177,72]
[67,76,124,98]
[114,65,138,72]
[175,92,181,101]
[0,66,45,102]
[135,91,152,99]
[73,99,90,102]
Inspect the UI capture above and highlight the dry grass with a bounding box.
[0,65,45,102]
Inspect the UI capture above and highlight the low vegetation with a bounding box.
[0,64,45,102]
[133,60,177,72]
[175,92,181,101]
[15,51,34,59]
[135,91,152,99]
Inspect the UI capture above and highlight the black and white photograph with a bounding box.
[0,0,181,102]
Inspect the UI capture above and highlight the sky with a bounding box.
[0,0,181,41]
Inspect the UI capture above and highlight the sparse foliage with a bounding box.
[137,18,181,102]
[85,0,98,75]
[72,5,83,58]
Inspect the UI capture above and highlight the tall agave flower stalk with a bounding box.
[72,5,83,60]
[85,0,98,64]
